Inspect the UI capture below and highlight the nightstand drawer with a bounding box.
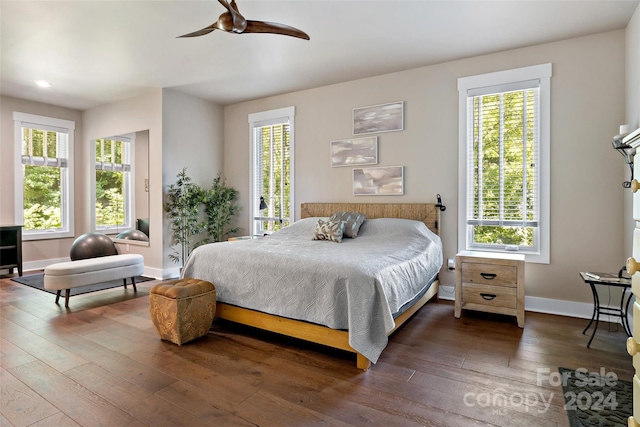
[462,283,517,309]
[461,262,517,287]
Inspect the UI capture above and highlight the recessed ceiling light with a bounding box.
[35,80,51,88]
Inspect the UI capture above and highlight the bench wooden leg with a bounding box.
[64,289,70,308]
[123,277,137,292]
[55,290,61,304]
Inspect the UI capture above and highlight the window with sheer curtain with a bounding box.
[249,107,295,237]
[458,64,551,263]
[14,112,75,240]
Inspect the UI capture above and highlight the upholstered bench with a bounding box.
[149,278,216,345]
[44,254,144,308]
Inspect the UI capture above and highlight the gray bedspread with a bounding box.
[181,217,443,363]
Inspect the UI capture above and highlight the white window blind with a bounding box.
[252,121,291,233]
[20,125,69,168]
[458,63,551,263]
[95,137,132,172]
[249,107,295,237]
[466,82,540,230]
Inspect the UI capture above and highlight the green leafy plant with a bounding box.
[165,168,205,267]
[203,172,240,243]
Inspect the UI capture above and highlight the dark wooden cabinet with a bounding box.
[0,225,23,276]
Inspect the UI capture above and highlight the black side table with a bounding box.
[0,225,23,276]
[579,271,632,348]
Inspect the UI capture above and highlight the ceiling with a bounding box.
[1,0,638,111]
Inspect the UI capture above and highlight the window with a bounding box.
[14,112,75,240]
[91,135,135,234]
[249,107,295,237]
[458,64,551,263]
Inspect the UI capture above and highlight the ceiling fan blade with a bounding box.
[218,0,246,32]
[245,20,310,40]
[217,0,231,12]
[179,1,309,40]
[177,25,217,38]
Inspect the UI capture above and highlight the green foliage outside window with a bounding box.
[473,225,533,246]
[471,89,536,247]
[22,129,63,231]
[259,124,290,232]
[95,139,126,228]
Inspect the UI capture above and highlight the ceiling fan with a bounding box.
[178,0,310,40]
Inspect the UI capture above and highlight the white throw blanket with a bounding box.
[181,217,443,363]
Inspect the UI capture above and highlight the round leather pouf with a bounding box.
[70,232,118,260]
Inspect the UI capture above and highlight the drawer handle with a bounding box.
[480,273,497,280]
[629,416,640,427]
[627,257,639,275]
[480,293,497,301]
[627,337,640,356]
[632,179,640,193]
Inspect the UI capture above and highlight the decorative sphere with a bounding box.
[70,232,118,261]
[115,229,149,242]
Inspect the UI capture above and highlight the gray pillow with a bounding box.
[312,219,344,243]
[329,211,366,238]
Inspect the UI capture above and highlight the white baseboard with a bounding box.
[161,267,181,280]
[524,295,593,319]
[438,284,634,328]
[438,285,456,301]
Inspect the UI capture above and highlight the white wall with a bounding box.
[161,88,224,275]
[224,30,627,305]
[0,96,83,267]
[82,90,163,276]
[627,4,640,130]
[135,130,150,220]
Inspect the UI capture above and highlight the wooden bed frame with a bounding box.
[214,202,442,370]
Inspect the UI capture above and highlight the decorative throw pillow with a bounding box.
[329,211,366,238]
[312,219,344,243]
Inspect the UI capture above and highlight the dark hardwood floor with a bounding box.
[1,273,633,426]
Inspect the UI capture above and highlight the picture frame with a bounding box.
[330,136,378,167]
[353,101,404,135]
[353,166,404,196]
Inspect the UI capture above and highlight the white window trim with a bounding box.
[90,134,136,235]
[457,63,552,264]
[14,112,75,241]
[248,106,295,237]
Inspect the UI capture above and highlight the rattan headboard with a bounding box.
[300,203,441,236]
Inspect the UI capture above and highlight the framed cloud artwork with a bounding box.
[330,136,378,167]
[353,166,404,195]
[353,101,404,135]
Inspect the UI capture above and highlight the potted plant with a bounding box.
[203,172,240,243]
[165,168,205,267]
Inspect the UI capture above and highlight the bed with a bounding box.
[181,202,443,370]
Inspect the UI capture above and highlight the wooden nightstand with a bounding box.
[454,250,525,327]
